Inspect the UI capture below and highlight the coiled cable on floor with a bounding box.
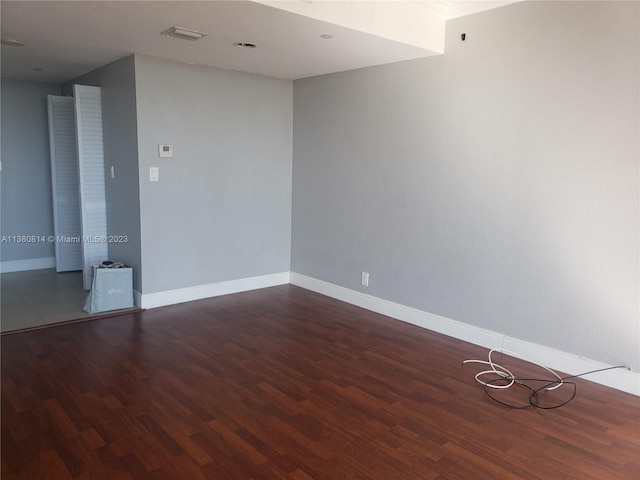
[463,348,629,409]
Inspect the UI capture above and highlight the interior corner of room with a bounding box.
[1,0,638,396]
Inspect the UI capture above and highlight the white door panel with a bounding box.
[47,95,83,272]
[74,85,108,290]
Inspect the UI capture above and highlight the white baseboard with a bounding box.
[289,272,639,396]
[140,272,291,310]
[1,257,55,273]
[133,289,142,308]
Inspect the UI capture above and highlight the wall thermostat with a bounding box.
[158,144,173,158]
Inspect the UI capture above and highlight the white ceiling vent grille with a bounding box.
[161,27,208,41]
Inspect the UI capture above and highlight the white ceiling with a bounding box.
[1,1,516,84]
[410,0,518,19]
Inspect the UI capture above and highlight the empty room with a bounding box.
[1,1,638,479]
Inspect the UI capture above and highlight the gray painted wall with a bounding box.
[64,56,142,291]
[134,55,293,294]
[92,56,142,291]
[1,79,61,262]
[292,1,639,370]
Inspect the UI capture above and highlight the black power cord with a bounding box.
[465,350,630,409]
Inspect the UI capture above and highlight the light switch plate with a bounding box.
[150,167,159,182]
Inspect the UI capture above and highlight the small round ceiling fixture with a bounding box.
[233,42,257,48]
[1,38,26,47]
[320,34,334,40]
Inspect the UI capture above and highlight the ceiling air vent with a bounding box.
[161,27,207,41]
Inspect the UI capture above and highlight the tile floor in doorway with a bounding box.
[1,269,89,332]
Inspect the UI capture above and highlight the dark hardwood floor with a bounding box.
[2,285,639,479]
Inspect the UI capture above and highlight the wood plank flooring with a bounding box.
[2,285,639,479]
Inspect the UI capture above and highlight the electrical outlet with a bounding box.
[361,271,369,287]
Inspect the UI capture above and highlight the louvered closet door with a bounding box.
[47,95,83,272]
[74,85,108,290]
